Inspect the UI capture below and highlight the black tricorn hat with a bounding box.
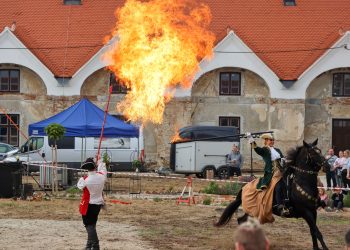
[81,157,97,170]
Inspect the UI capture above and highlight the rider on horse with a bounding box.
[246,132,290,219]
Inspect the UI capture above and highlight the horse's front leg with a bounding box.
[303,210,328,250]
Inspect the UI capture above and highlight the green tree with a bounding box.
[44,123,65,146]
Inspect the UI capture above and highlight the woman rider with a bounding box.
[242,133,289,223]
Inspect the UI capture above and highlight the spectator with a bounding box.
[227,144,243,179]
[334,151,346,187]
[343,155,350,191]
[234,217,269,250]
[318,188,329,209]
[325,148,337,188]
[345,229,350,250]
[330,187,344,212]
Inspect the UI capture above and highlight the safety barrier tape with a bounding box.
[18,161,350,191]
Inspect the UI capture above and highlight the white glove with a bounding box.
[245,132,255,144]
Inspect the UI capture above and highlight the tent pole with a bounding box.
[80,137,83,165]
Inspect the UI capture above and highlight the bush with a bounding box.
[202,182,220,194]
[153,197,162,202]
[344,193,350,208]
[66,186,82,195]
[203,196,212,205]
[202,181,243,195]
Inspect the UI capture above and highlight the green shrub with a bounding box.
[66,186,82,195]
[153,197,162,202]
[202,182,220,194]
[202,182,243,195]
[203,196,212,205]
[344,193,350,208]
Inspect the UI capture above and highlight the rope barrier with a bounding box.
[20,161,350,191]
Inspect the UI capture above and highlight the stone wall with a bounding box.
[3,64,343,171]
[305,69,350,152]
[146,67,305,169]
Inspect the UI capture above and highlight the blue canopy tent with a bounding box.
[28,98,139,138]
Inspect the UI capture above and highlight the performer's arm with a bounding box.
[247,133,264,156]
[77,177,86,190]
[253,144,265,156]
[97,161,108,178]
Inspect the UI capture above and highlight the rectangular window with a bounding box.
[110,74,128,94]
[284,0,296,6]
[0,114,19,146]
[0,69,20,92]
[219,116,240,133]
[48,137,75,149]
[219,72,241,95]
[333,73,350,96]
[332,119,350,154]
[64,0,81,5]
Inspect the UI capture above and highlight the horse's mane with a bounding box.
[285,145,303,166]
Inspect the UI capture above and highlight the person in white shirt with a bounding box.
[77,157,107,250]
[333,151,345,187]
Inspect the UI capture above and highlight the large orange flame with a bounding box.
[104,0,215,124]
[171,128,190,143]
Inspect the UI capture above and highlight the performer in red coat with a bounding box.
[78,157,107,250]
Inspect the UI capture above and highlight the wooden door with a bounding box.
[332,119,350,154]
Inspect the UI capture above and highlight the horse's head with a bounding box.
[302,139,330,173]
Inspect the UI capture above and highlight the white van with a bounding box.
[5,135,142,172]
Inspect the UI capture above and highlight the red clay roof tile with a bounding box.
[1,0,350,80]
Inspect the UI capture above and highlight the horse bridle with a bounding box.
[306,146,328,170]
[291,145,325,206]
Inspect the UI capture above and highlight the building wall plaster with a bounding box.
[305,69,350,151]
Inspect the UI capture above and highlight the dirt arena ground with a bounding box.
[0,175,349,250]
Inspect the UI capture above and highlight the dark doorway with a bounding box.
[332,119,350,154]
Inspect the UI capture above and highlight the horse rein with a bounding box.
[290,145,324,206]
[288,165,318,175]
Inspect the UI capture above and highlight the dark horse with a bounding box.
[215,139,330,250]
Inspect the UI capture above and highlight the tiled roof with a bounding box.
[1,0,350,79]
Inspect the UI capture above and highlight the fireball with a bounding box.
[104,0,215,124]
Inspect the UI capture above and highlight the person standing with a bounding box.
[343,153,350,191]
[334,151,346,187]
[325,148,337,188]
[227,144,243,179]
[77,157,107,250]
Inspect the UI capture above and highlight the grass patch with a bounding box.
[0,202,17,208]
[202,196,212,205]
[65,186,82,195]
[202,181,243,195]
[153,197,162,202]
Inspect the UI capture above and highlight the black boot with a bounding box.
[85,226,92,250]
[86,225,99,250]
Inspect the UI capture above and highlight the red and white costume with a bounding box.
[77,162,107,215]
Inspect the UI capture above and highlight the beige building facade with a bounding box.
[2,27,350,170]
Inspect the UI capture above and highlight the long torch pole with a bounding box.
[97,85,113,162]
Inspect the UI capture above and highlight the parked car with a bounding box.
[0,143,19,161]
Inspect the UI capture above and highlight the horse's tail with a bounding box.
[215,189,242,227]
